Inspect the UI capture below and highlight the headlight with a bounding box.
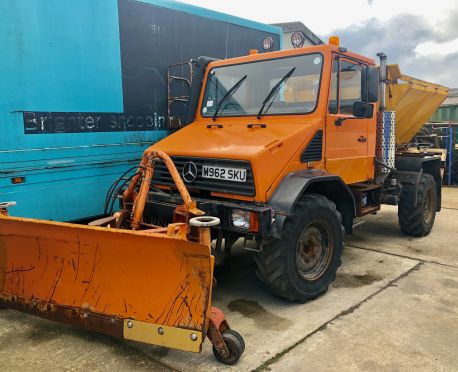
[230,209,259,232]
[231,210,251,229]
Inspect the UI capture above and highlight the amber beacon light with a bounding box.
[328,36,340,46]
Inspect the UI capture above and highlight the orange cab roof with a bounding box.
[208,44,376,68]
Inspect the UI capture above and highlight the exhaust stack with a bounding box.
[375,52,396,182]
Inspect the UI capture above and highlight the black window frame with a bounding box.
[328,54,368,115]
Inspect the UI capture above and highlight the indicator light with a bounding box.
[11,177,26,184]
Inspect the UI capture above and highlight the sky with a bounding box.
[180,0,458,88]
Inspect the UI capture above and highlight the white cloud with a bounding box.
[368,0,455,23]
[415,38,458,57]
[179,0,458,86]
[179,0,456,35]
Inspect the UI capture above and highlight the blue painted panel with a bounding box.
[1,151,142,221]
[0,0,126,152]
[0,0,123,116]
[0,139,163,220]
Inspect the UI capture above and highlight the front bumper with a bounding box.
[144,191,273,239]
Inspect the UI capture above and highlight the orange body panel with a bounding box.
[325,114,377,184]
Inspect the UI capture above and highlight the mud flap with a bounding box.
[0,216,213,353]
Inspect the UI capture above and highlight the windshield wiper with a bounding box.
[256,67,296,120]
[212,75,247,121]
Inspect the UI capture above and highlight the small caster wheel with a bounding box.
[212,329,245,365]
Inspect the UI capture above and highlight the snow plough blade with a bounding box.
[0,216,212,352]
[0,150,244,364]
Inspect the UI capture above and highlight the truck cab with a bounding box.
[153,43,377,197]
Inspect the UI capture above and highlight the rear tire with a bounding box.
[398,173,437,237]
[254,194,344,303]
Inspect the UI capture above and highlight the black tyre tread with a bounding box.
[254,194,343,303]
[212,330,244,365]
[398,173,437,237]
[224,329,245,353]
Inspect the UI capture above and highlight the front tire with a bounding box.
[254,194,344,303]
[398,173,437,237]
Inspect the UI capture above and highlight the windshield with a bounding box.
[201,53,323,118]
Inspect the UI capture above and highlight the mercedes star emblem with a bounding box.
[182,161,198,183]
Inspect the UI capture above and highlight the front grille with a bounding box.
[153,156,255,196]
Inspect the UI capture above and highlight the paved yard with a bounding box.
[1,187,457,371]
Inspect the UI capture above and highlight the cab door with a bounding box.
[325,56,371,184]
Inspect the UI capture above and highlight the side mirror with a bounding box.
[335,102,373,126]
[361,66,379,103]
[353,101,374,118]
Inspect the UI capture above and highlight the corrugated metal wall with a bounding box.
[431,105,458,122]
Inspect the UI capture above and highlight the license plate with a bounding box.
[202,165,247,182]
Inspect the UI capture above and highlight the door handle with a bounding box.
[358,136,367,143]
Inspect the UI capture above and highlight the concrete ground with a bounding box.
[1,187,457,371]
[442,186,458,209]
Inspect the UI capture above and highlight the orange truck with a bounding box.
[141,38,447,302]
[0,37,448,363]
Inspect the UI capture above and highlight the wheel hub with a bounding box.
[296,222,333,281]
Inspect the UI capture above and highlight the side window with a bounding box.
[328,57,363,115]
[339,60,362,114]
